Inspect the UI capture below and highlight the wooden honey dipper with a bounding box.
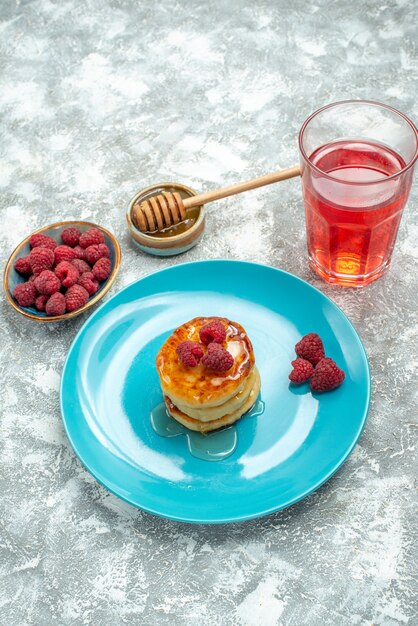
[132,165,301,232]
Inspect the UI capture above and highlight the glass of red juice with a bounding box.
[299,100,418,287]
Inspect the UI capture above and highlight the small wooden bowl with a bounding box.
[126,182,205,256]
[3,220,122,322]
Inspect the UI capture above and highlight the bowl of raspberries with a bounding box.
[4,221,121,321]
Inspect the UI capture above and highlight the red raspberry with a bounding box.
[61,227,81,247]
[176,341,204,367]
[28,274,37,282]
[35,294,49,312]
[54,245,77,265]
[199,320,227,345]
[289,358,314,384]
[29,233,57,250]
[65,284,89,312]
[34,270,61,295]
[29,246,55,275]
[85,243,110,265]
[202,343,234,372]
[78,271,99,296]
[79,227,105,249]
[73,245,87,260]
[45,292,66,316]
[14,256,32,276]
[310,358,345,392]
[71,259,91,274]
[92,257,111,282]
[55,261,79,288]
[13,281,37,307]
[295,333,325,366]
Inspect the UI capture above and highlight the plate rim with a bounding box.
[60,260,371,524]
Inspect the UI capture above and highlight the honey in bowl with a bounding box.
[133,196,200,238]
[126,182,205,256]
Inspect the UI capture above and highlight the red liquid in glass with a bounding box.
[302,140,411,286]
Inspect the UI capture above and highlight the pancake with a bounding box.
[156,317,255,409]
[174,367,257,421]
[165,368,261,433]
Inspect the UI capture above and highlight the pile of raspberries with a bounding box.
[176,320,234,372]
[13,227,112,316]
[289,332,345,392]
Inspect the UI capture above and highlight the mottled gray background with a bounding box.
[1,1,417,625]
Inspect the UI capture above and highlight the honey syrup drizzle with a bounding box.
[150,397,264,462]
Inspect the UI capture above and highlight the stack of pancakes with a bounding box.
[156,316,260,433]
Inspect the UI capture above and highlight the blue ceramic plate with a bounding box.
[60,261,370,523]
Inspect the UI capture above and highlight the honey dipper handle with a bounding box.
[182,165,301,209]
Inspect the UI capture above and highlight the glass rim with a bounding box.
[298,99,418,185]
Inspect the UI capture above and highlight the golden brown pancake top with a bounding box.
[156,317,255,408]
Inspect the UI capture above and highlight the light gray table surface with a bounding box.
[1,1,417,625]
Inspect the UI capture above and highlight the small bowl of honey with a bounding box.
[126,182,205,256]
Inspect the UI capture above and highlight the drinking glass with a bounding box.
[299,100,418,287]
